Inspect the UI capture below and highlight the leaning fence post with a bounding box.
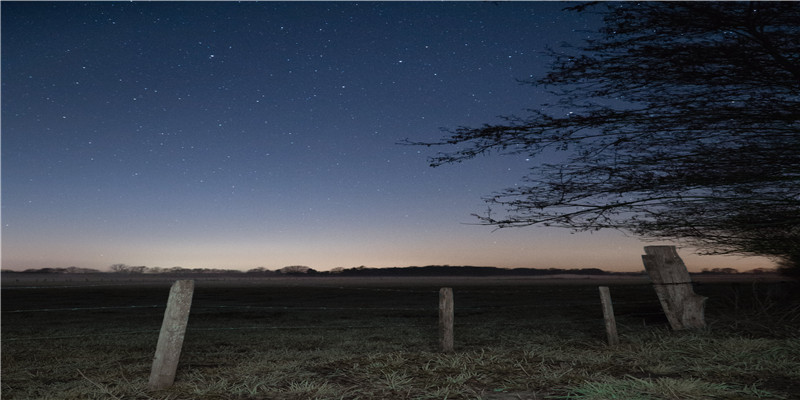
[148,279,194,390]
[439,287,454,353]
[598,286,619,345]
[641,246,707,330]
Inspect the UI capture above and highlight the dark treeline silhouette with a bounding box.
[332,265,610,277]
[2,264,776,276]
[5,266,103,274]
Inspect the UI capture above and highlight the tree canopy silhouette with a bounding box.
[411,2,800,272]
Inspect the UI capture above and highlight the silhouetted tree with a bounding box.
[110,263,130,273]
[278,265,313,275]
[110,264,147,273]
[412,2,800,273]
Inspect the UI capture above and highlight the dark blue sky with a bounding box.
[1,1,771,272]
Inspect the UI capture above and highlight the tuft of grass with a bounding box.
[561,376,784,400]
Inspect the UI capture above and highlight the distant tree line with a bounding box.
[1,264,777,276]
[2,266,103,274]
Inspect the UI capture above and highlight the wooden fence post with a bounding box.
[641,246,707,330]
[598,286,619,345]
[439,287,454,353]
[148,279,194,391]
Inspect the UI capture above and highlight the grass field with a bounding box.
[2,274,798,399]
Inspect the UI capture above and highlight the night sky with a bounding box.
[1,1,772,272]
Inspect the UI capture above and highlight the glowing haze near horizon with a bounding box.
[2,2,773,272]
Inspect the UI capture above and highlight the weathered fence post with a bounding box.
[598,286,619,345]
[641,246,707,330]
[439,287,454,353]
[148,280,194,390]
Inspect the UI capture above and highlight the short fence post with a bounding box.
[641,246,707,330]
[439,287,454,353]
[598,286,619,346]
[148,280,194,391]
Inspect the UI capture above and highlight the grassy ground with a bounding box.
[2,276,798,399]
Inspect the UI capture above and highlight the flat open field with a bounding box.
[2,275,798,399]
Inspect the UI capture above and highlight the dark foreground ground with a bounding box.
[2,275,798,399]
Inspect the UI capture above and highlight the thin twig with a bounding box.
[77,369,122,400]
[117,362,132,386]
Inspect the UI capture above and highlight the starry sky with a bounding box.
[1,1,773,272]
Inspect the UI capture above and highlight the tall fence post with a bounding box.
[439,287,454,353]
[598,286,619,346]
[148,279,194,391]
[641,246,707,330]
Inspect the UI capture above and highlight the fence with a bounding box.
[2,276,685,391]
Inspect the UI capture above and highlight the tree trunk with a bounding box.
[641,246,707,330]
